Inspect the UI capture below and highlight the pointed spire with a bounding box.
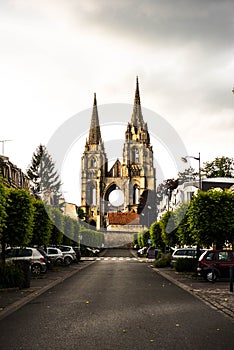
[131,76,144,127]
[88,93,102,144]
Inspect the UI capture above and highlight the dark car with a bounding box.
[197,250,234,282]
[146,246,159,259]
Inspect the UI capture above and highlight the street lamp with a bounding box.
[181,152,201,190]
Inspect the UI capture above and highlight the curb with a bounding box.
[0,261,95,321]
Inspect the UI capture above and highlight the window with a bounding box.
[90,158,96,168]
[205,252,215,261]
[217,251,231,262]
[133,185,139,204]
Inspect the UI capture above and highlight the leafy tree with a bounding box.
[27,144,64,208]
[174,203,192,246]
[73,220,81,245]
[3,188,34,247]
[49,207,64,245]
[77,207,85,220]
[0,181,8,262]
[63,215,75,242]
[160,211,178,247]
[178,167,196,183]
[202,156,234,178]
[156,178,178,208]
[137,229,150,247]
[149,222,164,249]
[187,189,234,248]
[31,200,52,247]
[80,227,104,247]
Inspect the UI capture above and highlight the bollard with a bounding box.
[230,266,233,293]
[212,264,215,284]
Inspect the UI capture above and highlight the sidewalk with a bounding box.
[0,260,94,321]
[0,259,233,322]
[152,266,234,321]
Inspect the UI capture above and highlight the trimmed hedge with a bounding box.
[154,253,172,268]
[175,258,197,273]
[0,263,24,289]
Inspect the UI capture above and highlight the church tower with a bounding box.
[81,93,107,226]
[122,77,156,212]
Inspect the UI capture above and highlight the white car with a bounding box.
[171,248,207,267]
[5,247,47,275]
[57,245,77,265]
[45,247,64,265]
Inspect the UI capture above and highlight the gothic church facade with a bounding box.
[81,78,156,229]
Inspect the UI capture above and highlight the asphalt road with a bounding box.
[0,249,233,350]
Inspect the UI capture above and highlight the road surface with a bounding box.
[0,249,233,349]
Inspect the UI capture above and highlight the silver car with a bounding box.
[57,245,77,265]
[5,247,47,275]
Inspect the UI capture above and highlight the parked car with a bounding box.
[37,248,51,269]
[197,249,234,282]
[56,245,77,265]
[45,247,63,265]
[137,247,148,257]
[146,246,159,259]
[171,248,207,267]
[5,247,47,275]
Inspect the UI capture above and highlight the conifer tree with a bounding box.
[27,144,63,208]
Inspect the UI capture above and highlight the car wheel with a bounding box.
[55,258,63,265]
[206,270,218,282]
[32,264,42,276]
[64,256,72,265]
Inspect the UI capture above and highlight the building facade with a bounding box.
[0,155,29,189]
[80,78,156,229]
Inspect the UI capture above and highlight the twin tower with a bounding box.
[81,78,156,229]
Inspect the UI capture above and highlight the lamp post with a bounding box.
[181,152,201,190]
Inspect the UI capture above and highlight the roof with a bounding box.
[107,212,139,225]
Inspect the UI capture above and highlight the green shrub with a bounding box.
[0,263,24,289]
[154,253,171,268]
[175,258,197,273]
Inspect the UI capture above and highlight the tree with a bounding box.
[137,229,150,247]
[0,181,8,262]
[27,144,64,208]
[187,189,234,248]
[174,203,192,246]
[178,167,196,184]
[160,211,178,247]
[202,156,234,178]
[49,207,64,245]
[31,200,52,247]
[156,178,179,208]
[3,188,34,247]
[149,222,164,249]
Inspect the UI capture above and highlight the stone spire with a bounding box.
[88,93,102,144]
[131,76,144,127]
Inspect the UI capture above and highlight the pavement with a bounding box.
[0,257,233,322]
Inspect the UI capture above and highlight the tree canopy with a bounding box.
[202,156,234,178]
[27,144,63,208]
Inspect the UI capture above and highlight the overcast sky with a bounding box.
[1,0,234,204]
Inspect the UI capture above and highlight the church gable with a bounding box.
[108,159,122,177]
